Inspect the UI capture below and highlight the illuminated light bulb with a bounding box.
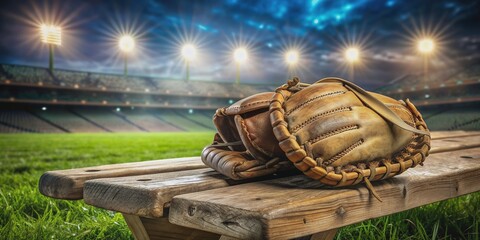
[182,44,197,61]
[234,48,248,63]
[119,35,135,52]
[345,47,360,62]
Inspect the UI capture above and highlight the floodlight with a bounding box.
[40,24,62,46]
[234,48,247,63]
[418,38,434,54]
[285,50,299,65]
[345,47,359,62]
[119,35,135,53]
[182,44,197,61]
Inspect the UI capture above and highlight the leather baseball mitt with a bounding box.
[202,92,294,180]
[203,77,430,200]
[269,77,430,199]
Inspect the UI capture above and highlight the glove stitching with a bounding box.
[385,104,415,126]
[285,91,346,116]
[291,107,352,133]
[323,139,364,166]
[306,125,359,144]
[226,100,271,111]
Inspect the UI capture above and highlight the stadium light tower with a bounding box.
[285,50,299,79]
[345,47,360,81]
[119,35,135,77]
[40,24,62,72]
[181,44,196,81]
[417,38,435,83]
[233,48,247,84]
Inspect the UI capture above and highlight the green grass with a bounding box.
[0,133,479,239]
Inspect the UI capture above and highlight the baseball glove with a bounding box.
[203,77,430,200]
[202,92,294,180]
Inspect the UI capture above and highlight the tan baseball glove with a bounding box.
[202,92,294,180]
[202,77,430,200]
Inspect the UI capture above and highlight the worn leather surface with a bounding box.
[281,81,415,167]
[202,93,291,180]
[203,77,430,183]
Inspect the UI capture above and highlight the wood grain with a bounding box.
[83,135,479,219]
[84,168,295,217]
[430,130,480,139]
[123,214,220,240]
[169,148,480,240]
[84,168,230,217]
[39,132,478,201]
[39,157,207,199]
[430,135,480,153]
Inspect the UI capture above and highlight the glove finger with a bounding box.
[295,106,412,167]
[292,106,372,145]
[285,91,363,132]
[311,123,390,168]
[201,145,280,180]
[283,81,346,115]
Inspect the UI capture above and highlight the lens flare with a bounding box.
[181,44,197,61]
[417,38,435,54]
[233,48,248,63]
[118,35,135,52]
[285,50,299,65]
[345,47,360,62]
[40,24,62,46]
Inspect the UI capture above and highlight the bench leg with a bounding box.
[218,228,338,240]
[292,228,339,240]
[122,214,221,240]
[309,228,338,240]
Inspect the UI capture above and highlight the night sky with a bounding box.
[0,0,479,87]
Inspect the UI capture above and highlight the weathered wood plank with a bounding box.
[39,132,479,200]
[430,130,480,139]
[169,148,480,240]
[39,157,206,199]
[84,168,295,218]
[430,135,480,153]
[84,168,232,217]
[123,214,220,240]
[83,136,479,218]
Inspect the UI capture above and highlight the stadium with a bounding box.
[1,61,479,133]
[1,0,480,239]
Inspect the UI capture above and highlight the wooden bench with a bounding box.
[39,131,480,240]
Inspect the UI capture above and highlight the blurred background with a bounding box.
[0,0,479,132]
[1,1,480,239]
[0,0,480,133]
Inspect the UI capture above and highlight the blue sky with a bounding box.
[0,0,479,87]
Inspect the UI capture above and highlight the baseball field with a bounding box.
[1,133,479,239]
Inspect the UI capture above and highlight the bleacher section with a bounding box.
[0,110,63,133]
[1,64,54,85]
[34,109,106,133]
[174,110,215,130]
[0,63,270,99]
[73,109,143,132]
[0,62,479,133]
[0,123,20,133]
[118,111,181,132]
[154,110,213,132]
